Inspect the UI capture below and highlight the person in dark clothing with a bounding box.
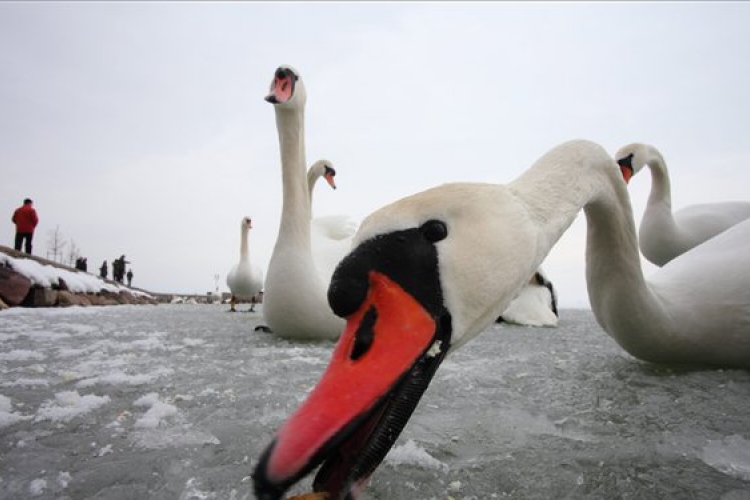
[113,255,130,283]
[113,258,122,283]
[12,198,39,254]
[100,261,108,279]
[126,269,133,287]
[75,257,88,271]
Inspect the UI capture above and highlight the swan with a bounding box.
[226,216,263,312]
[615,143,750,266]
[497,268,558,327]
[307,159,359,285]
[253,139,750,500]
[307,159,337,207]
[261,66,349,340]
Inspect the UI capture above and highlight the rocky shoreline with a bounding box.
[0,245,162,310]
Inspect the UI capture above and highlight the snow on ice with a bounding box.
[0,304,749,499]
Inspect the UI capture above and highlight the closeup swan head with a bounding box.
[614,143,655,184]
[242,216,252,230]
[309,159,337,190]
[253,182,541,500]
[265,65,306,109]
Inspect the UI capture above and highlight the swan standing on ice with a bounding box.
[261,66,354,340]
[226,216,263,312]
[616,143,750,266]
[254,139,750,500]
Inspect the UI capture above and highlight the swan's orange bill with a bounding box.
[263,271,437,487]
[619,165,633,184]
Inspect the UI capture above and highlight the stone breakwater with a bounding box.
[0,246,159,310]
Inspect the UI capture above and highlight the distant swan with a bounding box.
[616,143,750,266]
[498,268,558,327]
[254,139,750,500]
[226,216,263,312]
[307,160,359,285]
[307,159,337,206]
[261,65,352,340]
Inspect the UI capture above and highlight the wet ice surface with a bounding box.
[1,305,749,500]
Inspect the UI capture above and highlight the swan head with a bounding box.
[614,143,656,184]
[310,159,337,189]
[253,183,541,500]
[265,65,306,109]
[241,216,253,230]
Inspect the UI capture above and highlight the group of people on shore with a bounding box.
[11,198,135,288]
[101,255,133,286]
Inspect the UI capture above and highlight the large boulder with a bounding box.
[57,291,91,307]
[0,266,33,306]
[22,287,58,308]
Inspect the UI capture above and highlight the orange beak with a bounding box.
[620,165,633,184]
[254,271,450,500]
[265,67,296,104]
[616,154,635,184]
[324,172,337,190]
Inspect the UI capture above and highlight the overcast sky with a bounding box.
[2,2,750,308]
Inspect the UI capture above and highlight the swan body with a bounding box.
[226,216,263,311]
[262,66,349,340]
[498,268,558,327]
[616,143,750,266]
[254,138,750,500]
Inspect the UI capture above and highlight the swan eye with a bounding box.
[420,220,448,243]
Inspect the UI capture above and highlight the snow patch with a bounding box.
[29,478,47,497]
[0,394,31,428]
[385,439,449,471]
[134,393,178,428]
[2,378,49,388]
[35,391,111,423]
[703,435,750,481]
[0,349,46,362]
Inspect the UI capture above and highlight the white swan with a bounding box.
[615,143,750,266]
[307,159,337,206]
[226,216,263,312]
[261,66,349,340]
[253,139,750,500]
[497,268,558,327]
[307,159,359,285]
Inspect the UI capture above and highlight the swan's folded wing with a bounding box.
[311,215,359,241]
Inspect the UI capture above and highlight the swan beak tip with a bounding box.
[619,165,633,184]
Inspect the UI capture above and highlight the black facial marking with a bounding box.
[328,226,446,320]
[617,153,634,169]
[324,165,336,176]
[351,306,377,360]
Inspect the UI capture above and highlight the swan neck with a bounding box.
[307,168,319,211]
[275,106,312,245]
[240,225,249,257]
[646,151,672,209]
[509,144,606,256]
[510,141,653,326]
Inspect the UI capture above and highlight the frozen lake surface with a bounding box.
[1,304,749,500]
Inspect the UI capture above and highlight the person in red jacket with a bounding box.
[12,198,39,254]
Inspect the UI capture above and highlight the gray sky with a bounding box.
[2,2,750,308]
